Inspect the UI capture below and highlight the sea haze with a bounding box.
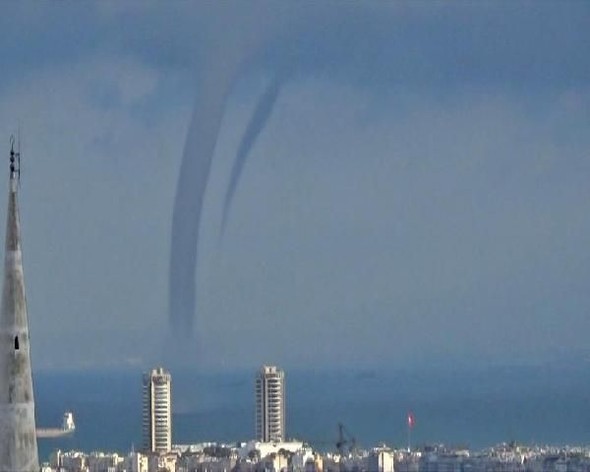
[34,364,590,462]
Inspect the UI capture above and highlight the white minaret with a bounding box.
[255,365,285,442]
[0,138,39,471]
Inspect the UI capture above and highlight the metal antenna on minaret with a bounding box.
[17,127,21,182]
[9,135,20,182]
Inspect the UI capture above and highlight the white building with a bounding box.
[124,452,149,472]
[142,367,172,453]
[255,365,286,442]
[239,440,304,460]
[367,448,395,472]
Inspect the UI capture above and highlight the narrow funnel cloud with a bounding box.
[169,67,234,337]
[220,72,285,235]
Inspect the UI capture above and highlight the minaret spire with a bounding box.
[0,138,39,471]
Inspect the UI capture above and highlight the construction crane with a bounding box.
[336,422,356,456]
[336,422,358,472]
[300,423,358,472]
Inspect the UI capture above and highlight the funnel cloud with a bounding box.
[167,4,282,337]
[221,72,286,236]
[169,67,234,336]
[169,69,285,336]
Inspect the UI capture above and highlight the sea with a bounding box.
[35,364,590,462]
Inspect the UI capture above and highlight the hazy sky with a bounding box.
[0,2,589,372]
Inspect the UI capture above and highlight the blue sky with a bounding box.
[0,2,589,371]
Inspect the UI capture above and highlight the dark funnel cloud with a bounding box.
[169,63,236,336]
[221,71,287,236]
[169,80,225,335]
[168,3,288,337]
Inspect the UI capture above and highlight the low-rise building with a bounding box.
[368,448,395,472]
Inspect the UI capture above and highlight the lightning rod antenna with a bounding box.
[9,135,21,183]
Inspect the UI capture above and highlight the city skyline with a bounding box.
[0,2,588,371]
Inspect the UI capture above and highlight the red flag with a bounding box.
[407,412,415,429]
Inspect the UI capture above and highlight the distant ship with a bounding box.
[36,412,76,439]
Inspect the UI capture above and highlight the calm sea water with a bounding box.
[35,365,590,462]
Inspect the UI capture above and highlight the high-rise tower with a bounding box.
[142,367,172,453]
[0,138,39,471]
[255,365,285,442]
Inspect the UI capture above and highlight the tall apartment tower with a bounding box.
[142,367,172,453]
[0,140,39,471]
[255,365,285,442]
